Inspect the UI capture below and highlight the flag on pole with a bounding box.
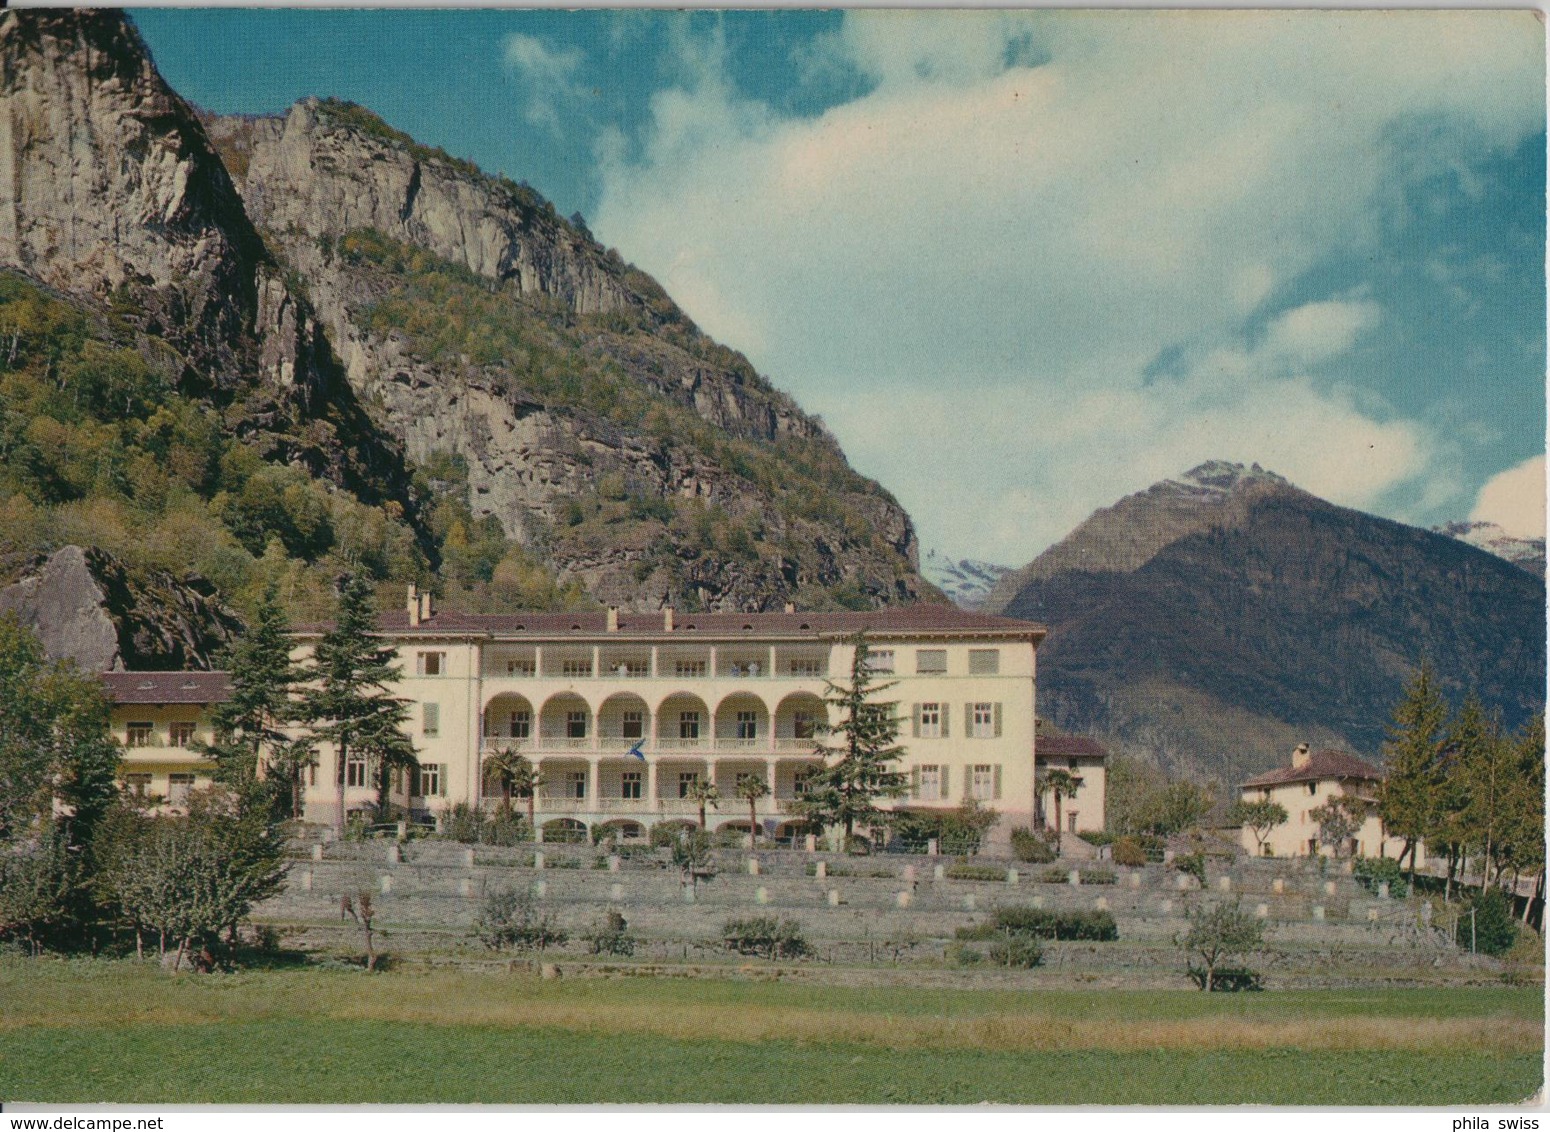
[627,739,646,761]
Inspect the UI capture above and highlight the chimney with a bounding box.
[606,606,619,632]
[1292,743,1311,769]
[783,601,795,614]
[406,583,420,628]
[663,607,675,632]
[419,591,434,622]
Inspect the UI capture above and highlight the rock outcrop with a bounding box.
[0,546,241,671]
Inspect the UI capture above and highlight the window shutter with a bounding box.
[940,766,950,800]
[993,764,1003,800]
[910,766,921,799]
[912,704,921,738]
[410,766,421,796]
[993,702,1002,738]
[940,704,950,736]
[964,703,973,738]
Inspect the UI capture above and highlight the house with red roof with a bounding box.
[1239,742,1408,859]
[101,671,231,807]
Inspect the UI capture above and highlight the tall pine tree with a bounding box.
[301,573,417,834]
[1378,663,1449,886]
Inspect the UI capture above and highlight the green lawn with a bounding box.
[0,962,1540,1104]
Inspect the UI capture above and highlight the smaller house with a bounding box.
[1035,734,1108,834]
[102,671,230,806]
[1239,743,1407,859]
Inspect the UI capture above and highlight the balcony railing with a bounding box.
[477,738,825,757]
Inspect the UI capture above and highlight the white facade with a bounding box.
[1238,744,1409,860]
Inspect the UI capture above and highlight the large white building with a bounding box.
[287,592,1048,844]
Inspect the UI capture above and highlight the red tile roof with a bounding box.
[297,605,1046,639]
[1241,749,1383,789]
[101,671,231,705]
[1038,735,1108,759]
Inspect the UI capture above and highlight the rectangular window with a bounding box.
[916,649,947,674]
[674,659,707,678]
[678,771,700,798]
[735,710,758,740]
[970,702,999,738]
[122,773,152,797]
[621,710,643,740]
[422,702,440,738]
[168,773,196,805]
[126,722,154,748]
[866,649,895,674]
[505,658,535,677]
[417,651,445,677]
[565,771,586,799]
[971,764,996,801]
[566,711,588,739]
[621,771,642,800]
[679,711,701,740]
[509,711,531,739]
[918,703,941,739]
[562,658,593,678]
[793,711,816,740]
[788,658,824,678]
[968,649,1000,675]
[347,755,368,788]
[168,722,196,748]
[918,765,942,801]
[416,763,443,797]
[793,769,814,796]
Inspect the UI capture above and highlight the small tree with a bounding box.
[1310,791,1371,858]
[0,825,78,955]
[790,634,907,841]
[1182,899,1265,991]
[670,828,714,890]
[685,779,719,831]
[735,775,770,845]
[342,890,380,971]
[1228,798,1289,855]
[1039,768,1083,833]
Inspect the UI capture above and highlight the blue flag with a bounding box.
[627,739,646,761]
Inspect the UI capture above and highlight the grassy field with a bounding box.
[0,961,1541,1104]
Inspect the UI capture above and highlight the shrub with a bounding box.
[1456,887,1518,958]
[945,863,1005,882]
[1353,856,1407,897]
[1010,827,1057,864]
[650,820,697,848]
[443,802,480,845]
[1173,852,1207,885]
[1111,837,1148,868]
[1040,866,1071,885]
[473,888,566,952]
[480,806,529,847]
[1081,867,1117,885]
[584,910,636,957]
[992,907,1119,941]
[721,915,810,960]
[946,942,984,966]
[954,922,998,941]
[1187,965,1262,991]
[988,934,1044,968]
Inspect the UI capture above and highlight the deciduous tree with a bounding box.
[1228,798,1288,855]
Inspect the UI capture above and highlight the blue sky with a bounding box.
[134,10,1546,565]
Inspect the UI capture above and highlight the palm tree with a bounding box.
[735,775,770,846]
[686,778,720,831]
[509,757,544,833]
[483,747,527,805]
[1040,768,1084,835]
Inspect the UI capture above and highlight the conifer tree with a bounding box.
[793,634,907,844]
[1379,663,1449,886]
[1455,694,1515,888]
[301,573,417,834]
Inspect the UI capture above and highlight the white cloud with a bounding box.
[503,33,585,134]
[1470,456,1547,539]
[593,10,1543,563]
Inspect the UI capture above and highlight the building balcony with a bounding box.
[480,737,821,758]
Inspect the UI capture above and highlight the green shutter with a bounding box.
[940,766,950,800]
[964,703,973,738]
[993,702,1002,738]
[912,703,921,738]
[993,764,1003,800]
[910,766,921,799]
[940,703,950,737]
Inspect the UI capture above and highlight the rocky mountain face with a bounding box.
[921,550,1009,611]
[0,10,929,619]
[990,462,1546,785]
[0,546,241,671]
[1434,519,1545,578]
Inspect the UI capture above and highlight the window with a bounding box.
[565,771,586,799]
[793,769,814,796]
[122,773,152,797]
[968,649,1000,675]
[917,703,941,739]
[969,702,1000,738]
[417,651,445,676]
[916,649,947,674]
[347,755,368,788]
[866,649,895,674]
[788,658,824,678]
[416,764,444,797]
[621,771,642,800]
[1307,782,1318,796]
[306,762,317,787]
[793,711,816,740]
[508,711,530,739]
[422,702,440,738]
[971,764,1000,801]
[674,659,707,678]
[126,722,154,748]
[679,711,701,740]
[621,710,643,740]
[736,710,758,740]
[918,765,942,801]
[169,722,196,748]
[505,658,535,677]
[678,771,700,798]
[562,658,593,678]
[566,711,588,739]
[168,773,196,805]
